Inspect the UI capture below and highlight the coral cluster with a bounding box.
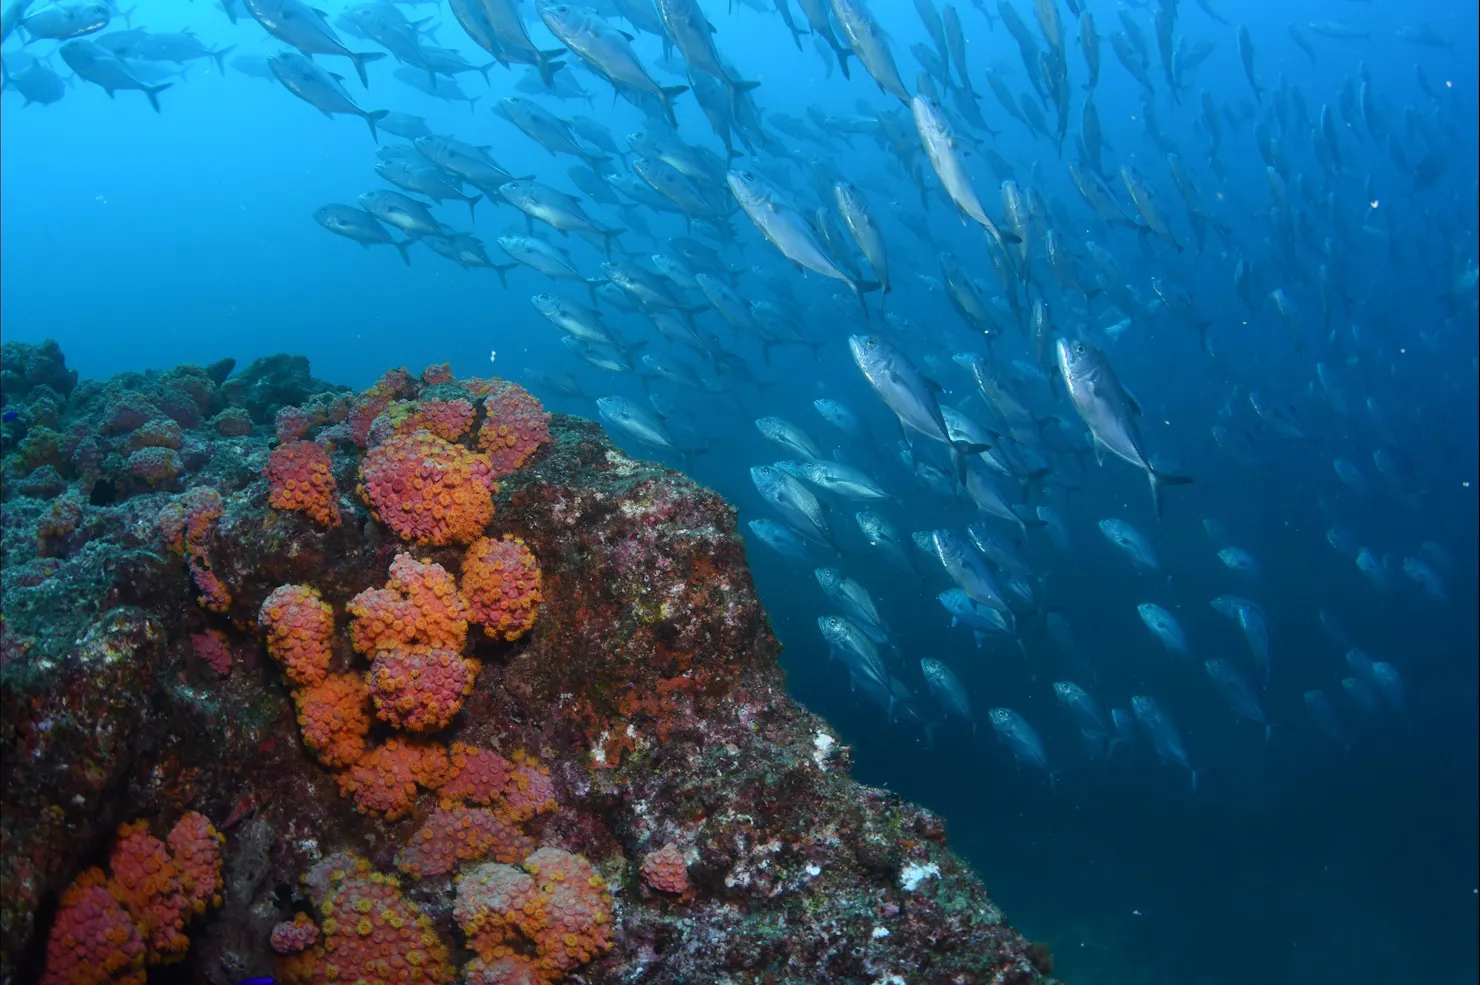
[259,584,336,688]
[260,546,546,824]
[639,844,688,896]
[455,847,613,982]
[41,813,223,984]
[189,629,233,677]
[266,440,341,527]
[477,381,551,479]
[357,429,496,546]
[369,397,478,444]
[276,854,453,985]
[348,553,471,654]
[336,736,450,820]
[269,912,320,955]
[155,486,230,612]
[462,535,542,641]
[395,746,556,878]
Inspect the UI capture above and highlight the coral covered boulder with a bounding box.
[1,348,1058,985]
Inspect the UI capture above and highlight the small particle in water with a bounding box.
[489,350,497,364]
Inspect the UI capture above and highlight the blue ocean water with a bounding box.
[3,0,1476,980]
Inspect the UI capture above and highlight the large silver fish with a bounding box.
[58,38,171,110]
[655,0,758,109]
[911,92,1017,250]
[597,396,684,459]
[833,181,891,298]
[243,0,384,87]
[728,170,877,304]
[751,464,836,549]
[829,0,910,104]
[932,528,1013,622]
[538,0,687,125]
[1056,337,1191,518]
[848,335,986,481]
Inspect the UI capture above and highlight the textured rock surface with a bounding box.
[1,341,1058,985]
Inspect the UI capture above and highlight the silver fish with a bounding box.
[921,658,972,725]
[1057,337,1191,518]
[1131,695,1197,789]
[243,0,384,87]
[727,170,875,303]
[752,464,835,549]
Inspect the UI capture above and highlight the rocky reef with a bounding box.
[1,339,1059,985]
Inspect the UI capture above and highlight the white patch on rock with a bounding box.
[591,730,610,766]
[871,925,890,939]
[812,731,837,770]
[898,861,940,892]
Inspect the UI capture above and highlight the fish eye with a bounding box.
[1074,343,1086,355]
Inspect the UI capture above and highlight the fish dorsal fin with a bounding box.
[619,29,635,41]
[1123,388,1143,415]
[329,72,345,82]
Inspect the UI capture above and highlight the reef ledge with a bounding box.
[1,339,1058,985]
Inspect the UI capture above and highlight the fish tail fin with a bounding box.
[492,263,517,288]
[466,192,482,220]
[364,108,388,144]
[601,227,621,258]
[835,43,852,79]
[350,50,384,89]
[144,82,172,113]
[1148,466,1193,519]
[536,50,564,88]
[659,84,689,127]
[727,77,761,114]
[393,240,414,266]
[210,44,236,74]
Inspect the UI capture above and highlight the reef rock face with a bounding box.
[1,341,1056,985]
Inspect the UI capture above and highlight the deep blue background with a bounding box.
[3,0,1476,980]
